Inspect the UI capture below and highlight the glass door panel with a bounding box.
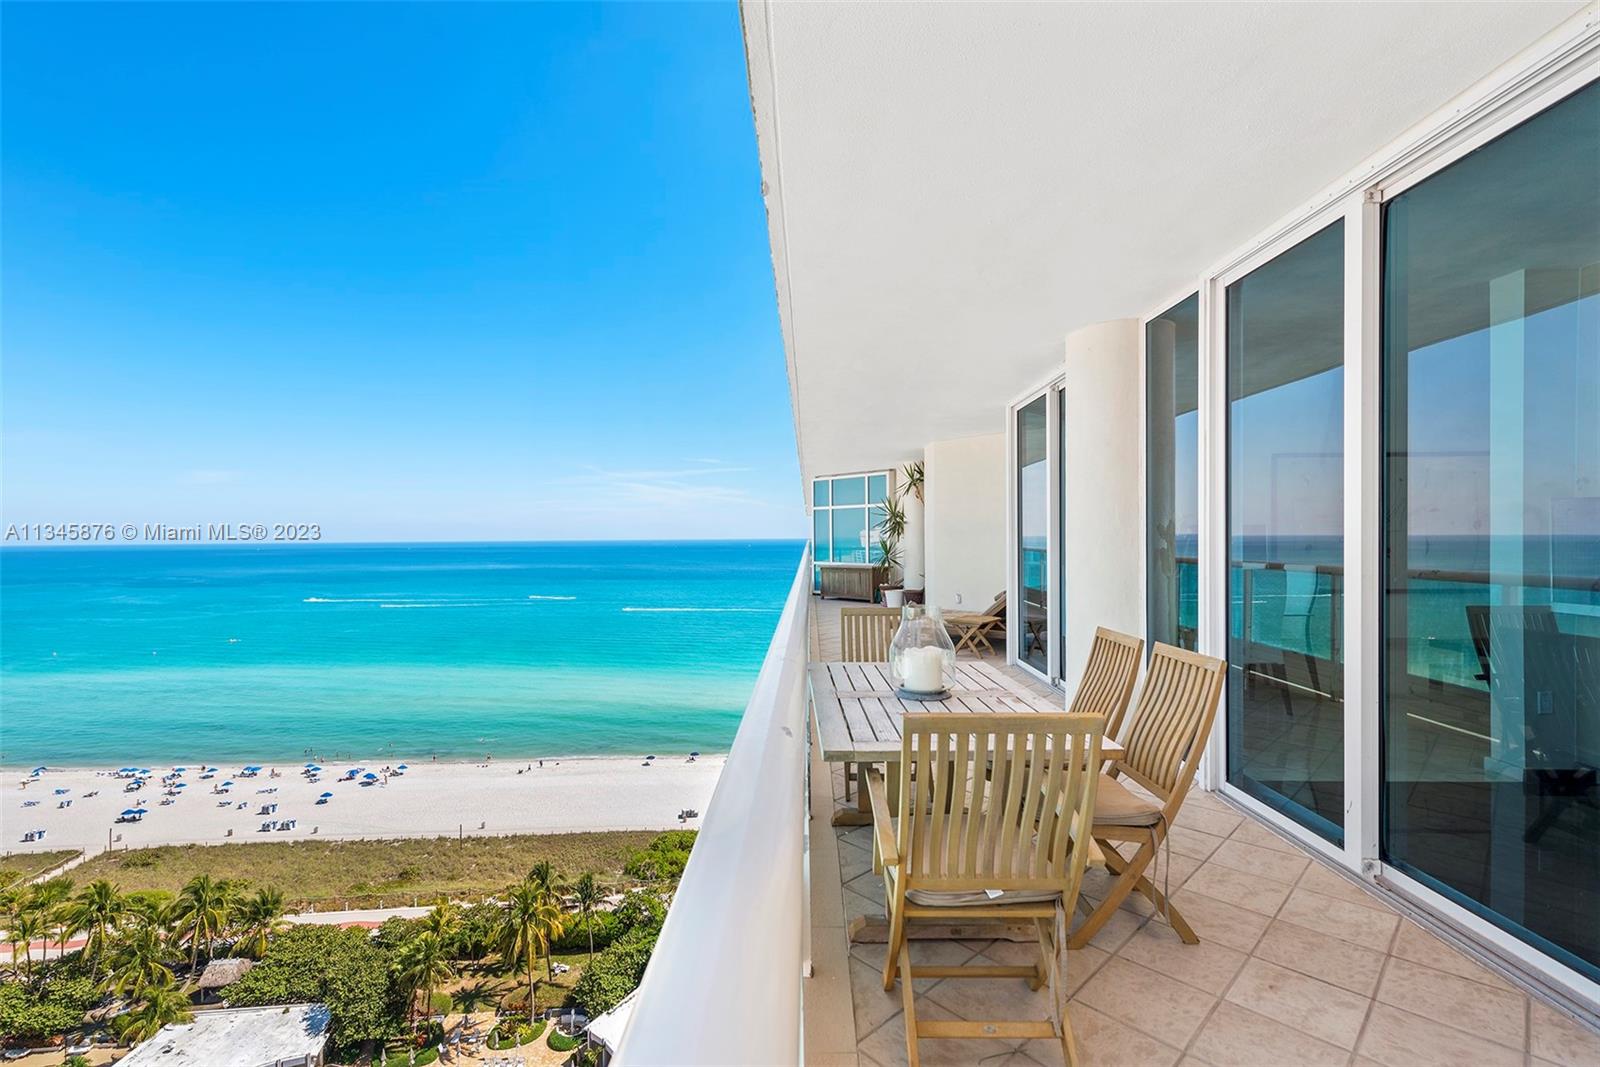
[1226,221,1345,844]
[1147,293,1201,652]
[1017,395,1050,673]
[1382,81,1600,980]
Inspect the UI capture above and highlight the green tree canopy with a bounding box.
[224,924,404,1048]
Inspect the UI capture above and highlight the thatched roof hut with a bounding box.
[196,957,254,992]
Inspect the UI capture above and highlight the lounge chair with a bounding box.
[867,712,1105,1067]
[943,590,1006,656]
[1067,642,1226,949]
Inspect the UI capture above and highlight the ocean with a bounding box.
[0,541,805,767]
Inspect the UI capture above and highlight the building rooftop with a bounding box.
[119,1004,330,1067]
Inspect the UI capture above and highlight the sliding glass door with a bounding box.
[1382,81,1600,981]
[1017,394,1051,674]
[1226,222,1346,844]
[1147,294,1200,652]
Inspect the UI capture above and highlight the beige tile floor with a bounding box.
[805,597,1600,1067]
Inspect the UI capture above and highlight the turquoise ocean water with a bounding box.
[0,541,804,767]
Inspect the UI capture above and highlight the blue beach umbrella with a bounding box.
[362,772,378,780]
[53,788,69,795]
[396,764,408,770]
[304,762,317,768]
[172,767,186,772]
[120,808,141,816]
[30,767,45,776]
[174,782,188,789]
[320,791,334,798]
[221,780,234,786]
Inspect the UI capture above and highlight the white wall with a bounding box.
[1062,318,1143,682]
[923,433,1007,612]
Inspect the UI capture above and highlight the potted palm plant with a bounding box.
[877,494,908,607]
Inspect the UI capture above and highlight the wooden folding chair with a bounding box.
[1067,642,1225,949]
[839,606,902,800]
[840,605,901,661]
[866,712,1104,1067]
[1067,627,1144,738]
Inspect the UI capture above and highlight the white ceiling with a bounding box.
[742,0,1588,487]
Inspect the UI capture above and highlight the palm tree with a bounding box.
[572,873,603,963]
[420,897,458,942]
[67,879,130,977]
[527,861,562,898]
[114,970,192,1044]
[524,863,567,981]
[10,906,47,979]
[396,932,453,1026]
[233,887,286,959]
[124,890,174,926]
[33,876,77,957]
[110,920,176,997]
[497,881,558,1006]
[170,875,237,971]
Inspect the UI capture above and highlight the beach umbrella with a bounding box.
[120,808,141,816]
[30,767,44,775]
[53,788,69,795]
[304,762,317,768]
[174,782,188,789]
[362,772,378,780]
[396,764,408,769]
[320,791,334,798]
[173,767,186,772]
[221,780,234,786]
[690,751,701,757]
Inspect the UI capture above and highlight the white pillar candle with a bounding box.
[903,646,945,693]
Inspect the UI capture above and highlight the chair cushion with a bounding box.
[905,887,1062,907]
[886,864,1062,907]
[1093,774,1163,827]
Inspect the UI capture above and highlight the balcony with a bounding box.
[799,598,1597,1067]
[615,563,1600,1065]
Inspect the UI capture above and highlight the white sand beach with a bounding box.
[1,754,724,857]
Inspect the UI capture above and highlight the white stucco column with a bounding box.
[1062,318,1144,681]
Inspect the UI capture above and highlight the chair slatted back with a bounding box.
[841,606,901,662]
[1067,627,1144,738]
[1114,643,1225,804]
[896,713,1103,897]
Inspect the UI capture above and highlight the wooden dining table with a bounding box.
[810,658,1124,944]
[809,659,1124,826]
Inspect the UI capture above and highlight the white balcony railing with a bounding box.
[615,549,812,1066]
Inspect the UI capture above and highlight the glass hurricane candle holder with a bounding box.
[888,604,956,699]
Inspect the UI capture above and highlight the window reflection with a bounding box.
[1018,396,1049,673]
[1226,221,1345,844]
[1382,81,1599,979]
[1147,294,1200,652]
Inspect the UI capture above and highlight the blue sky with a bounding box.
[2,2,804,542]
